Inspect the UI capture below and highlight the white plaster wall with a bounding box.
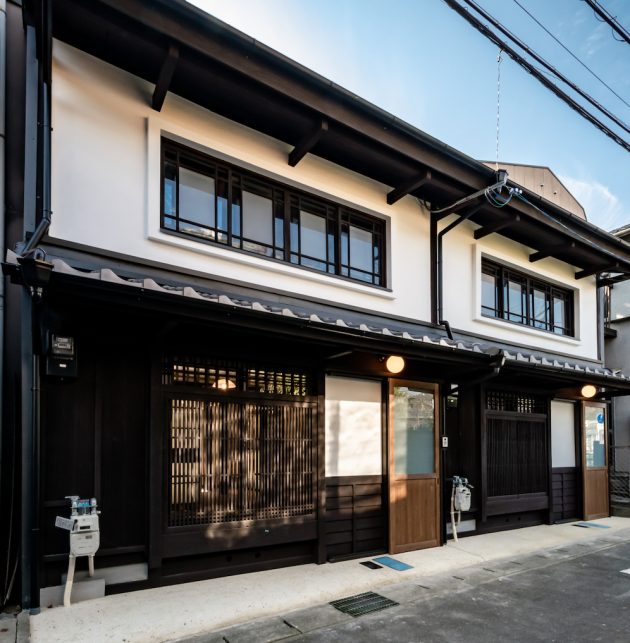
[50,41,429,321]
[325,377,382,477]
[551,400,576,468]
[440,216,599,359]
[50,41,600,360]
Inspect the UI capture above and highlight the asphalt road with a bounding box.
[186,535,630,643]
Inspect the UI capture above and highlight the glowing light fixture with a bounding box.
[214,377,237,390]
[385,355,405,374]
[581,384,597,399]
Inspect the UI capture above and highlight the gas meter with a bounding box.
[449,476,473,543]
[454,485,472,512]
[55,496,100,606]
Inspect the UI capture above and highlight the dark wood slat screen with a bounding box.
[487,416,548,497]
[169,398,316,527]
[550,467,578,522]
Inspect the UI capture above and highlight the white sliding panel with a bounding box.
[551,400,576,468]
[325,376,382,477]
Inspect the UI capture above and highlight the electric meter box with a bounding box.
[45,333,78,377]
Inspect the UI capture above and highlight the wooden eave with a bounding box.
[43,0,630,276]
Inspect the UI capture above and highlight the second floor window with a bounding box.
[481,258,574,337]
[161,139,385,286]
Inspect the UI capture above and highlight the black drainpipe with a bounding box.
[431,171,508,340]
[17,0,52,614]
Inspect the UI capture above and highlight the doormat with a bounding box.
[574,522,611,529]
[360,561,382,570]
[330,591,398,617]
[373,556,414,571]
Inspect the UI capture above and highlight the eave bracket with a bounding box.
[473,214,520,240]
[288,119,328,167]
[387,169,432,205]
[152,44,179,112]
[529,241,575,263]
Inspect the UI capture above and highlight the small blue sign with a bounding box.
[597,413,604,424]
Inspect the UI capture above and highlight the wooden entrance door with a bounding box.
[388,382,440,554]
[582,402,609,520]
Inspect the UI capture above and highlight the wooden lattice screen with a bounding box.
[485,390,548,498]
[486,416,548,497]
[168,398,316,527]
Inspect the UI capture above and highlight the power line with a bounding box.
[441,0,630,153]
[460,0,630,135]
[582,0,630,45]
[512,0,630,110]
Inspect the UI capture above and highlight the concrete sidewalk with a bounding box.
[29,517,630,643]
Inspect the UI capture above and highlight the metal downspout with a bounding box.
[0,0,6,542]
[431,172,509,340]
[20,22,36,612]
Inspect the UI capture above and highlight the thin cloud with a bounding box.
[560,175,628,231]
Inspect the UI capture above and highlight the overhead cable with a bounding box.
[582,0,630,45]
[460,0,630,136]
[513,0,630,109]
[442,0,630,153]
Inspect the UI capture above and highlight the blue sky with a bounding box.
[189,0,630,231]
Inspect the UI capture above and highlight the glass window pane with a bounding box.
[179,167,215,228]
[349,225,373,273]
[274,202,284,249]
[554,295,566,333]
[481,271,497,315]
[242,190,273,246]
[300,211,327,260]
[584,406,606,468]
[164,163,177,216]
[532,288,549,329]
[393,387,435,474]
[506,279,525,323]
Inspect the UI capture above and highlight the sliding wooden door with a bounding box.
[582,402,609,520]
[388,381,440,554]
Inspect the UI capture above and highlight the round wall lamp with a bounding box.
[581,384,597,399]
[385,355,405,374]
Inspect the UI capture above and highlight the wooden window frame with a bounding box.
[161,138,387,287]
[481,258,574,337]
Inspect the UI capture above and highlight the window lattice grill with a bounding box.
[162,356,312,397]
[168,398,316,527]
[486,390,546,414]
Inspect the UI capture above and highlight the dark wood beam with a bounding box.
[575,263,620,280]
[597,273,630,287]
[529,241,575,262]
[387,169,432,205]
[152,44,179,112]
[434,194,484,221]
[288,119,328,167]
[473,214,520,240]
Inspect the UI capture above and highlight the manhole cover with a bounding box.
[330,591,398,617]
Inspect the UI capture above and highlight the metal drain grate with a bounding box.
[330,591,398,617]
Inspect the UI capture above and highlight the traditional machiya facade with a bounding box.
[4,0,630,611]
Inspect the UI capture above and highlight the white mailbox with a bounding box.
[55,496,100,606]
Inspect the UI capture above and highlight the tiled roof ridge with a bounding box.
[4,250,626,382]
